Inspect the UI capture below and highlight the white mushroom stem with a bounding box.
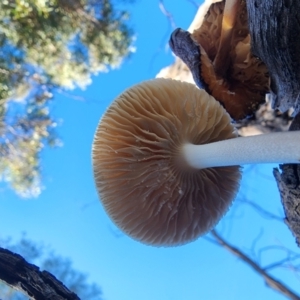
[183,131,300,169]
[213,0,240,76]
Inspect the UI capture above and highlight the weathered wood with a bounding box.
[169,28,205,89]
[0,247,80,300]
[247,0,300,246]
[274,165,300,247]
[246,0,300,114]
[274,113,300,246]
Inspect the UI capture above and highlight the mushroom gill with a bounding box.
[191,0,269,120]
[93,78,241,246]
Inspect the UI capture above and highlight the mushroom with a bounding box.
[92,78,300,247]
[169,0,269,120]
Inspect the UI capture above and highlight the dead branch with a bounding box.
[158,0,176,29]
[237,198,284,221]
[210,230,300,300]
[0,247,80,300]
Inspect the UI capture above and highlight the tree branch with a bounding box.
[238,198,283,221]
[158,0,176,29]
[0,247,80,300]
[210,230,300,300]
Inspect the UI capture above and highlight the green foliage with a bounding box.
[0,0,133,197]
[0,235,102,299]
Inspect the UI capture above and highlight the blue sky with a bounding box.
[0,1,300,299]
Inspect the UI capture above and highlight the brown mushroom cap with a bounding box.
[92,78,241,246]
[191,0,269,120]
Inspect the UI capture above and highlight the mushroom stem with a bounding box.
[183,131,300,169]
[213,0,240,77]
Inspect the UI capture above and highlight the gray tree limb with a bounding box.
[0,247,80,300]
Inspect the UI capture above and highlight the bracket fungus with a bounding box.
[169,0,269,121]
[92,78,300,247]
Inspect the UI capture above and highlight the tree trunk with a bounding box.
[247,0,300,247]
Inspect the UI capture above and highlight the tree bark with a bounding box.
[0,247,80,300]
[246,0,300,246]
[274,113,300,247]
[246,0,300,114]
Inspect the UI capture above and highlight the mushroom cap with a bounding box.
[191,0,269,120]
[92,78,241,246]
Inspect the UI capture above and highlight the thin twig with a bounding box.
[250,228,264,261]
[210,230,300,300]
[186,0,200,9]
[238,198,283,221]
[158,0,176,29]
[264,255,300,271]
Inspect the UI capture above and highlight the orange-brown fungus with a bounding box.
[192,0,269,120]
[93,78,241,246]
